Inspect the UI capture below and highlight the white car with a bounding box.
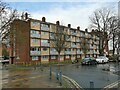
[96,56,109,63]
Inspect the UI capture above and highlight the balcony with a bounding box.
[30,33,41,38]
[65,51,71,54]
[30,51,40,56]
[71,44,76,48]
[87,52,91,54]
[50,50,58,55]
[93,51,97,54]
[71,32,77,35]
[90,51,93,54]
[71,51,76,54]
[90,46,94,49]
[76,39,80,42]
[41,43,49,46]
[77,50,82,54]
[50,35,54,39]
[41,24,49,31]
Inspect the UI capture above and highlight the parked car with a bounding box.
[81,57,97,65]
[96,56,109,63]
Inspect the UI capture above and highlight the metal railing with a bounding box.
[30,51,40,55]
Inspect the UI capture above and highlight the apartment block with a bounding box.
[10,17,100,64]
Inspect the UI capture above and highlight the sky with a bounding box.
[4,0,119,31]
[3,0,120,50]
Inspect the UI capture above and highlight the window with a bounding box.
[43,48,48,51]
[51,56,56,59]
[32,56,38,60]
[50,33,55,38]
[31,47,40,51]
[42,31,47,35]
[31,30,39,34]
[31,21,40,28]
[41,24,49,31]
[41,40,48,43]
[31,39,39,43]
[77,55,80,58]
[51,48,56,51]
[41,40,49,46]
[66,55,69,58]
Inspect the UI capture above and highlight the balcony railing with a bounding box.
[71,45,76,48]
[41,43,49,46]
[30,51,40,56]
[50,35,54,39]
[71,32,77,35]
[76,39,80,42]
[77,51,82,54]
[50,51,58,55]
[71,51,76,54]
[90,51,93,54]
[66,38,71,41]
[87,52,91,54]
[90,46,94,49]
[65,51,71,54]
[93,51,97,54]
[30,34,41,38]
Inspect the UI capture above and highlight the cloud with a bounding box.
[30,2,117,31]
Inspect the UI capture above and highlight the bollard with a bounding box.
[40,64,43,71]
[59,70,62,86]
[49,66,52,79]
[90,80,94,89]
[56,69,59,80]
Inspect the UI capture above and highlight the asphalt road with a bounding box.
[53,62,119,89]
[1,62,120,89]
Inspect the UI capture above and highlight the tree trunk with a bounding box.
[113,33,115,57]
[58,53,60,70]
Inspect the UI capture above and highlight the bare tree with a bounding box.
[89,7,114,55]
[50,21,69,65]
[0,0,18,41]
[81,38,90,58]
[108,15,118,57]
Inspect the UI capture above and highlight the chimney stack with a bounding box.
[85,28,88,32]
[68,24,71,28]
[25,12,28,20]
[92,29,94,32]
[77,26,80,30]
[56,21,60,25]
[42,17,46,22]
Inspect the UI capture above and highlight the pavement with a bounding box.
[1,64,81,89]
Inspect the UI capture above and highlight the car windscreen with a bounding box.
[83,58,90,61]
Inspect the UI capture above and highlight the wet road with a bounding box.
[53,62,119,89]
[1,62,120,89]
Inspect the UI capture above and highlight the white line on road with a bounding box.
[102,80,120,90]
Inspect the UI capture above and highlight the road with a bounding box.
[1,62,120,89]
[52,62,119,89]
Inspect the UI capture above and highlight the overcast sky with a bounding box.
[5,0,119,31]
